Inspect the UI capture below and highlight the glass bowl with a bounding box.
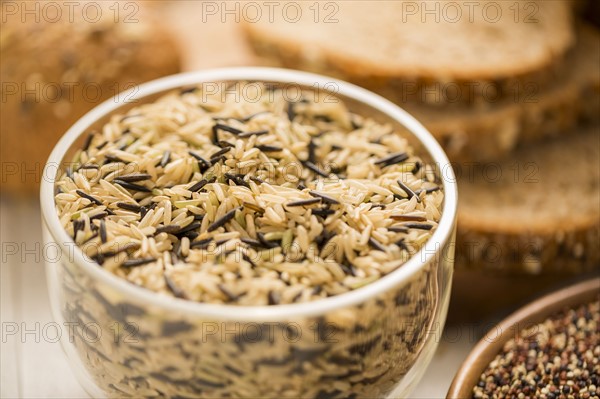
[40,67,457,398]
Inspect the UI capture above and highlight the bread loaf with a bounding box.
[1,1,181,194]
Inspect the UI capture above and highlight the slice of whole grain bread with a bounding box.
[456,126,600,274]
[243,0,575,104]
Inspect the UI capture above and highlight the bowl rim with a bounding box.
[40,67,457,321]
[446,276,600,399]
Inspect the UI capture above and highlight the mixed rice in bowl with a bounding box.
[41,68,457,398]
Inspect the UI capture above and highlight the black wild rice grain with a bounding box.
[412,162,422,174]
[175,222,201,236]
[340,263,357,276]
[224,173,250,188]
[120,114,141,122]
[73,219,84,239]
[415,186,441,195]
[242,202,264,213]
[99,220,107,243]
[302,161,329,177]
[241,238,265,248]
[76,189,102,205]
[312,208,336,217]
[121,258,156,268]
[218,284,240,301]
[286,198,322,207]
[214,123,243,135]
[217,140,235,148]
[257,232,279,249]
[368,237,386,252]
[89,212,108,220]
[388,226,409,234]
[307,139,317,164]
[172,240,181,257]
[223,364,244,378]
[374,152,409,167]
[292,291,303,303]
[155,225,181,234]
[183,231,199,241]
[287,101,296,121]
[114,180,152,193]
[104,154,125,163]
[240,111,269,122]
[249,176,265,185]
[95,141,108,150]
[313,114,333,123]
[93,243,140,263]
[82,232,99,245]
[397,179,421,203]
[190,238,213,250]
[79,164,100,170]
[256,145,283,152]
[210,147,231,158]
[396,239,409,252]
[116,174,151,183]
[238,130,269,138]
[268,290,280,305]
[193,378,226,389]
[309,191,339,205]
[207,207,241,232]
[188,151,211,170]
[188,179,210,193]
[180,87,197,95]
[315,229,335,249]
[164,274,187,299]
[82,132,95,152]
[160,151,171,168]
[211,124,220,144]
[403,223,433,230]
[209,155,227,165]
[242,253,257,268]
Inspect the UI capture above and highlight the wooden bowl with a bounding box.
[447,276,600,399]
